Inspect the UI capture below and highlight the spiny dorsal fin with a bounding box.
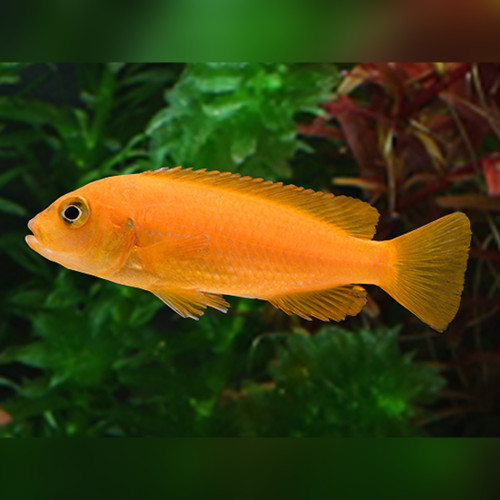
[268,284,367,321]
[144,167,380,239]
[152,287,230,319]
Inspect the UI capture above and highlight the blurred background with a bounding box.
[2,0,500,59]
[0,62,499,437]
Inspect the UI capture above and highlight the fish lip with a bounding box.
[26,217,41,250]
[25,234,40,249]
[27,217,36,233]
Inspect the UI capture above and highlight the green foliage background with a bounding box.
[0,63,446,436]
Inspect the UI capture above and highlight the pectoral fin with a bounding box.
[138,233,210,260]
[152,287,230,319]
[268,285,367,321]
[98,218,137,278]
[135,233,210,277]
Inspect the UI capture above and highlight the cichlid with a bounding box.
[26,167,471,331]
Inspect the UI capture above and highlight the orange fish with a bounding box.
[25,167,471,331]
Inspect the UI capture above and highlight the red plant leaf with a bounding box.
[297,117,342,141]
[436,194,500,211]
[0,407,12,426]
[481,152,500,197]
[325,96,385,177]
[332,177,386,192]
[469,248,500,262]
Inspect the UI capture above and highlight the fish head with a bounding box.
[25,181,135,277]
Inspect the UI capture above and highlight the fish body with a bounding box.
[26,167,471,331]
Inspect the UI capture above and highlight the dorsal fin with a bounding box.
[144,167,380,239]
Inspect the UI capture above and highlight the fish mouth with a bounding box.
[25,234,40,249]
[25,218,42,251]
[25,219,61,264]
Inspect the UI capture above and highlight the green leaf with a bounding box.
[0,343,49,369]
[225,326,444,437]
[146,63,338,179]
[0,196,27,216]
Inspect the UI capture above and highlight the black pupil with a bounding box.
[64,205,80,221]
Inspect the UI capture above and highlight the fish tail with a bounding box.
[380,212,471,332]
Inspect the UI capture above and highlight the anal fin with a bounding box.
[268,285,367,321]
[152,287,230,320]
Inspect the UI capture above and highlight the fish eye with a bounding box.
[63,205,81,221]
[59,197,89,228]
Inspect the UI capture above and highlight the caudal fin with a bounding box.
[381,212,471,332]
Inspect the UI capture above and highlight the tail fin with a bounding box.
[381,212,471,332]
